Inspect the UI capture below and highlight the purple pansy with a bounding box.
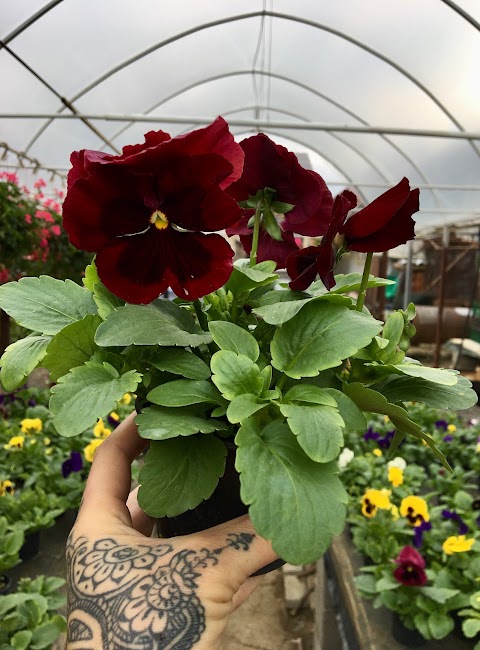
[413,521,432,548]
[435,420,448,431]
[442,509,469,535]
[378,430,396,449]
[443,434,454,442]
[364,427,380,441]
[62,451,83,478]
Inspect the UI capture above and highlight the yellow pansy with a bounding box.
[20,418,43,434]
[84,438,104,462]
[361,488,392,518]
[447,424,456,433]
[120,393,132,405]
[442,535,475,555]
[93,419,112,439]
[400,496,430,526]
[388,466,404,488]
[4,435,25,450]
[43,437,51,446]
[383,416,390,423]
[476,442,480,453]
[109,411,120,422]
[390,505,400,520]
[0,480,14,496]
[45,448,53,456]
[373,448,383,457]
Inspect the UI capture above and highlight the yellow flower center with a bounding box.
[150,210,169,230]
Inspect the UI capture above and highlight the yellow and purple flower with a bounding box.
[442,535,475,555]
[400,496,430,527]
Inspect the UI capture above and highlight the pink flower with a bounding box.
[34,179,47,189]
[51,225,61,236]
[35,210,54,223]
[25,214,32,224]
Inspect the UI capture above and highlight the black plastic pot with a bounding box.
[19,530,40,561]
[0,574,12,595]
[157,438,284,577]
[391,615,426,647]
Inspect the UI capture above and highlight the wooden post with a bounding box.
[433,226,449,367]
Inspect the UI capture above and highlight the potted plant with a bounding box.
[0,117,476,565]
[0,518,24,595]
[0,574,67,649]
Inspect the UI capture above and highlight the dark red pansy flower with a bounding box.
[226,134,333,267]
[340,177,419,252]
[393,546,427,586]
[63,117,244,303]
[287,189,357,290]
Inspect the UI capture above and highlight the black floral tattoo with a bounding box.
[67,532,254,649]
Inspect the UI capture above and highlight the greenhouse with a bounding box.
[0,2,479,648]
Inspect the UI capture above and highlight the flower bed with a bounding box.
[340,405,480,645]
[0,385,135,648]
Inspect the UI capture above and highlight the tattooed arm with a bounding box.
[66,414,278,650]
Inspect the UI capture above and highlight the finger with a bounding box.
[231,575,263,610]
[126,486,155,536]
[78,412,147,527]
[194,514,279,581]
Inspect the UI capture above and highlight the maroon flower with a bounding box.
[287,189,356,290]
[340,177,419,252]
[63,117,244,303]
[226,134,333,267]
[393,546,427,586]
[287,179,418,291]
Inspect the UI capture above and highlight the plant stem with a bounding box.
[276,373,287,391]
[356,252,373,312]
[193,299,208,331]
[249,201,262,267]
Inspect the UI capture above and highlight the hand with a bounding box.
[66,413,278,649]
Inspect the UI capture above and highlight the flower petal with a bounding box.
[240,229,298,268]
[96,227,234,303]
[287,246,320,291]
[346,189,419,252]
[63,167,152,251]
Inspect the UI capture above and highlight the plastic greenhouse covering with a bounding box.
[0,0,479,233]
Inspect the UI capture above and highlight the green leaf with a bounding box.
[0,335,51,391]
[43,314,102,381]
[463,619,480,638]
[279,403,344,462]
[254,296,312,325]
[421,586,460,604]
[226,260,277,296]
[226,394,268,424]
[209,321,259,361]
[211,351,264,400]
[92,282,124,319]
[343,383,451,469]
[391,363,458,386]
[321,389,367,432]
[310,273,394,295]
[11,630,32,650]
[50,360,141,436]
[354,574,377,595]
[454,490,473,509]
[0,276,97,335]
[236,419,348,564]
[83,260,100,290]
[150,348,210,379]
[427,612,454,640]
[376,374,477,410]
[375,576,400,591]
[95,301,211,347]
[147,379,223,407]
[271,301,382,378]
[135,405,226,440]
[283,385,337,406]
[376,312,404,363]
[30,618,66,649]
[138,436,227,517]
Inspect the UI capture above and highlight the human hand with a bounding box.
[66,413,278,649]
